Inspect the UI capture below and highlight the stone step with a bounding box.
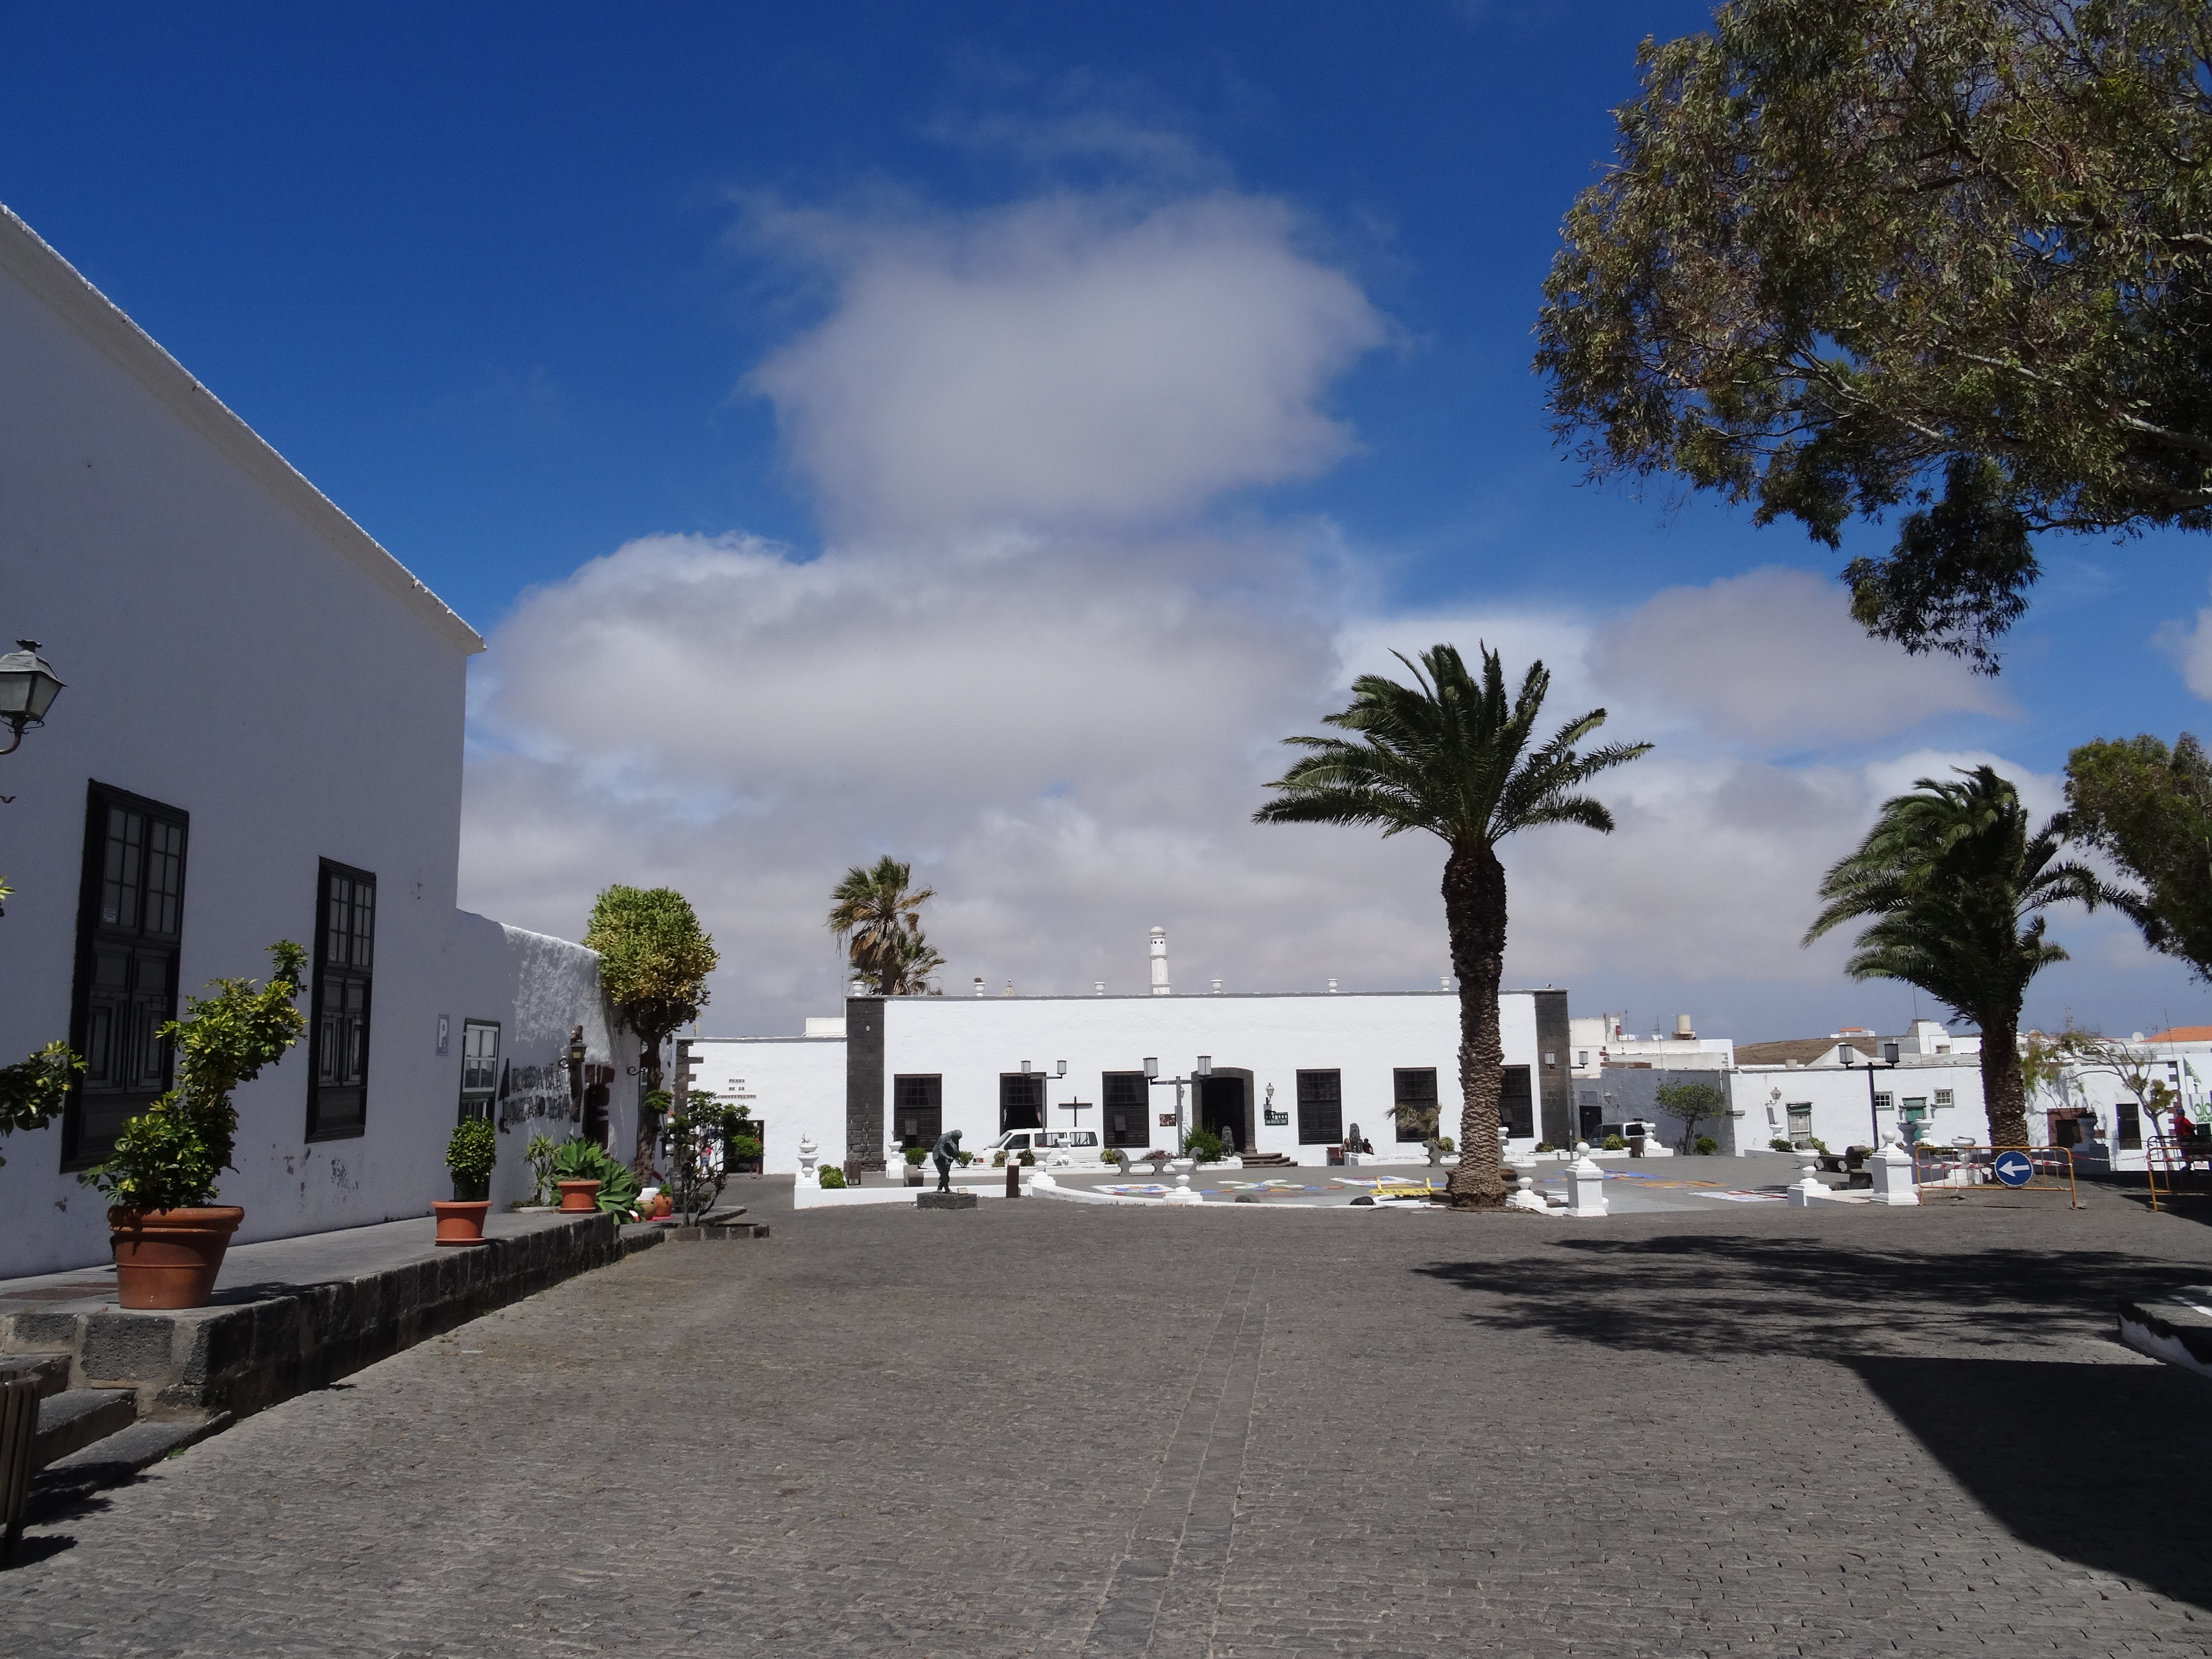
[0,1352,70,1399]
[1238,1153,1296,1167]
[32,1387,136,1468]
[26,1412,230,1526]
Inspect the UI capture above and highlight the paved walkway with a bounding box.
[9,1176,2212,1657]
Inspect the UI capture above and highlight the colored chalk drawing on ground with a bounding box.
[1100,1184,1173,1196]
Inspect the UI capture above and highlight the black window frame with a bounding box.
[1392,1067,1439,1142]
[1101,1071,1150,1148]
[892,1074,943,1150]
[999,1071,1045,1133]
[306,859,376,1142]
[457,1019,501,1125]
[1500,1065,1535,1139]
[64,783,190,1170]
[1295,1069,1343,1145]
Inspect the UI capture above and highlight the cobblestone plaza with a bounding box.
[11,1185,2212,1658]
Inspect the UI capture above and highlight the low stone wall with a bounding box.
[0,1214,633,1419]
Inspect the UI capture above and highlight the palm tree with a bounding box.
[1804,765,2111,1150]
[877,928,946,997]
[1255,644,1651,1209]
[828,856,937,996]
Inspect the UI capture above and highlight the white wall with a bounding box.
[864,990,1545,1167]
[686,1037,848,1176]
[0,208,614,1275]
[1732,1059,1990,1153]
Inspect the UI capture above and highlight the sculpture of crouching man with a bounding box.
[931,1129,963,1193]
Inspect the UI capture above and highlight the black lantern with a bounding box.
[0,640,63,755]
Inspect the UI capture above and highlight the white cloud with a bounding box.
[457,174,2190,1046]
[744,193,1386,537]
[2154,592,2212,699]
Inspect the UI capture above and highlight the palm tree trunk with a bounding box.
[1980,1018,2030,1148]
[1442,842,1508,1209]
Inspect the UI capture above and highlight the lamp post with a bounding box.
[0,640,64,756]
[1864,1040,1899,1144]
[1143,1054,1212,1150]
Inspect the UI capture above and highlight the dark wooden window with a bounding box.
[893,1074,942,1150]
[457,1020,499,1124]
[307,861,375,1141]
[66,785,189,1167]
[1500,1066,1535,1139]
[1393,1068,1439,1141]
[2117,1099,2142,1150]
[1296,1069,1342,1145]
[999,1072,1045,1132]
[1102,1072,1150,1147]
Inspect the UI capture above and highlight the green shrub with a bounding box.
[1533,1141,1554,1154]
[1182,1127,1227,1163]
[728,1135,764,1164]
[1602,1134,1627,1151]
[1694,1135,1719,1156]
[818,1166,847,1189]
[1769,1138,1795,1153]
[524,1132,559,1203]
[0,1041,81,1167]
[1809,1137,1832,1155]
[446,1118,498,1200]
[1017,1149,1035,1167]
[991,1150,1007,1167]
[82,942,306,1212]
[904,1145,927,1165]
[547,1137,641,1217]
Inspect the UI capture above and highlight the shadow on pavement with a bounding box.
[1413,1235,2191,1358]
[1848,1355,2212,1614]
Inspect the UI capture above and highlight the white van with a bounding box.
[988,1128,1102,1158]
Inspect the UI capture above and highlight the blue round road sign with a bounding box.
[1991,1150,2034,1187]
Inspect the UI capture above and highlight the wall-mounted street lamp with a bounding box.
[0,640,64,756]
[1143,1054,1212,1147]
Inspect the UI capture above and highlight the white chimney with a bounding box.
[1211,978,1222,994]
[1150,927,1170,996]
[1675,1014,1695,1039]
[1327,978,1339,994]
[1094,981,1106,995]
[972,977,985,998]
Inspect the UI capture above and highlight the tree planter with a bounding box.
[109,1206,244,1310]
[556,1179,602,1214]
[432,1199,492,1246]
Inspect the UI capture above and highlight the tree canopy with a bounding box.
[584,885,718,1078]
[1537,0,2212,669]
[2063,731,2212,981]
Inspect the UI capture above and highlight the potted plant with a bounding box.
[903,1145,926,1185]
[435,1119,498,1246]
[523,1132,560,1208]
[80,942,306,1310]
[1182,1127,1226,1166]
[548,1136,641,1218]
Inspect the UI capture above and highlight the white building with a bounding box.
[689,940,1569,1171]
[0,205,630,1277]
[1731,1056,1990,1153]
[1567,1012,1736,1079]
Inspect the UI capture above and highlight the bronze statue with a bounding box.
[930,1129,963,1192]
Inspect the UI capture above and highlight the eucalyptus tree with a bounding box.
[828,856,938,995]
[2063,732,2212,982]
[1805,766,2111,1148]
[1255,644,1651,1208]
[1537,0,2212,669]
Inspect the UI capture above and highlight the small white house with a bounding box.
[1731,1056,1990,1153]
[0,205,631,1277]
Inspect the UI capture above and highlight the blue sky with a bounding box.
[9,2,2209,1039]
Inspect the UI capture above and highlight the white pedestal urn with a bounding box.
[1565,1154,1609,1217]
[1506,1176,1550,1214]
[1026,1167,1059,1193]
[796,1137,820,1188]
[1785,1150,1831,1207]
[1161,1173,1203,1206]
[1866,1133,1921,1206]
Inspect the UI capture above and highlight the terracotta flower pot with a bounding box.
[556,1179,601,1214]
[108,1207,245,1310]
[651,1192,673,1219]
[432,1199,492,1246]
